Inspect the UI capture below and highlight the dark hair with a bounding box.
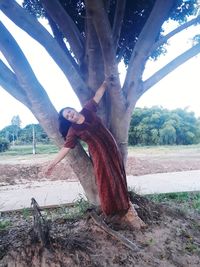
[58,108,72,140]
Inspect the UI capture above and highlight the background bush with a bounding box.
[129,107,200,146]
[0,138,10,152]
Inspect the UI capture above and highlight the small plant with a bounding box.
[22,208,31,220]
[146,238,155,246]
[191,198,200,211]
[0,220,11,230]
[74,195,90,215]
[185,241,199,253]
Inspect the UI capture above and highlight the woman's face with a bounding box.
[62,108,80,123]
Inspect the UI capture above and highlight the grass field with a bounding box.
[0,143,59,156]
[146,191,200,212]
[128,143,200,155]
[1,143,200,157]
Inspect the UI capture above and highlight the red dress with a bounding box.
[64,99,130,215]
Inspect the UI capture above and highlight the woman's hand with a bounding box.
[45,162,56,176]
[44,147,70,176]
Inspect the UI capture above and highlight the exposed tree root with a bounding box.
[89,210,140,252]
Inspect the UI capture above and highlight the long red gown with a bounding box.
[64,99,130,216]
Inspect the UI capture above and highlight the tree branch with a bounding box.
[85,6,104,88]
[0,60,31,108]
[112,0,126,51]
[150,15,200,56]
[142,43,200,95]
[45,13,79,71]
[0,22,51,101]
[85,0,126,111]
[85,0,116,72]
[124,0,175,104]
[0,0,90,104]
[40,0,84,64]
[84,7,111,125]
[0,21,64,145]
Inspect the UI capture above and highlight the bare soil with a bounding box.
[1,147,200,266]
[1,194,200,267]
[127,147,200,176]
[1,147,200,185]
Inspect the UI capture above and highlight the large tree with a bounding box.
[0,0,200,207]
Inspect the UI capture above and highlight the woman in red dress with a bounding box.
[46,81,145,229]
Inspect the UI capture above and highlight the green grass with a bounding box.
[42,196,90,221]
[21,208,32,220]
[1,143,200,157]
[146,191,200,212]
[128,143,200,154]
[0,143,59,156]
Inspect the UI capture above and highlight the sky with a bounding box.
[0,4,200,130]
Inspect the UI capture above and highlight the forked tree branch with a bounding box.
[0,21,64,144]
[0,20,60,109]
[150,15,200,56]
[124,0,175,104]
[0,22,47,100]
[142,43,200,95]
[0,0,90,104]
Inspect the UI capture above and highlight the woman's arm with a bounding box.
[93,81,107,104]
[45,147,70,176]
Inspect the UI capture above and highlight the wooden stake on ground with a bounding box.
[31,197,50,248]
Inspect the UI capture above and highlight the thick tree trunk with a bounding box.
[0,21,100,206]
[111,109,133,165]
[68,144,100,205]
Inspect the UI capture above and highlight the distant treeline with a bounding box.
[128,107,200,146]
[0,107,200,152]
[0,124,49,147]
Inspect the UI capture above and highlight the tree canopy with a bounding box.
[22,0,198,64]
